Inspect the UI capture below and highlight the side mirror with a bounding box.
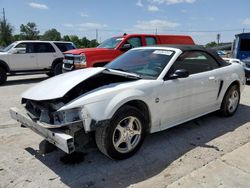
[12,48,26,54]
[120,44,132,51]
[169,69,189,79]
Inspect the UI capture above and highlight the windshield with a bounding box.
[2,42,16,52]
[106,49,175,79]
[97,37,124,49]
[54,42,76,52]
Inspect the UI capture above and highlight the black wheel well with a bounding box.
[228,80,240,90]
[122,100,151,132]
[0,60,10,72]
[52,58,63,69]
[221,80,240,106]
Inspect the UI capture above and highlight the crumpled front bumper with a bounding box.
[10,107,75,154]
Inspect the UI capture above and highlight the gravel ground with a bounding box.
[0,74,249,188]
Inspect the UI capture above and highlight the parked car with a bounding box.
[232,33,250,80]
[62,33,194,72]
[10,45,245,160]
[223,58,249,80]
[0,41,76,84]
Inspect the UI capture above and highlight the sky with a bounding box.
[1,0,250,45]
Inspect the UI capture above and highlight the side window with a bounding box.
[54,43,75,52]
[169,51,217,75]
[145,37,156,45]
[35,43,55,53]
[14,43,34,53]
[126,37,142,48]
[240,39,250,51]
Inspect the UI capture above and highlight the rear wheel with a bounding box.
[0,67,7,85]
[220,85,240,116]
[95,105,146,160]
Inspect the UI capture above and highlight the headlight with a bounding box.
[74,53,87,68]
[52,108,81,125]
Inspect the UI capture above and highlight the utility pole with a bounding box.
[217,33,220,45]
[243,28,245,33]
[155,28,158,35]
[96,29,98,43]
[2,8,6,23]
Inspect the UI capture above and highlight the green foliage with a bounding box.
[68,35,99,48]
[205,41,218,48]
[41,28,61,41]
[62,35,70,41]
[0,19,13,46]
[0,19,99,48]
[20,22,40,40]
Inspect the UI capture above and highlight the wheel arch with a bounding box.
[220,80,241,107]
[51,58,63,69]
[116,100,151,133]
[0,60,10,72]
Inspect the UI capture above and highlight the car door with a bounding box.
[158,51,221,130]
[35,42,57,68]
[9,42,38,70]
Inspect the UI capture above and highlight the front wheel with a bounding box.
[0,67,7,85]
[53,62,62,76]
[220,85,240,116]
[95,105,146,160]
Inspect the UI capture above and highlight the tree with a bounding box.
[205,41,218,48]
[62,35,71,41]
[20,22,40,40]
[69,35,81,47]
[89,39,99,47]
[81,37,90,47]
[42,28,61,41]
[0,19,13,47]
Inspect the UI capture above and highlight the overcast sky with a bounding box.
[1,0,250,44]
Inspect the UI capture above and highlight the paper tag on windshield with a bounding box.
[153,50,173,56]
[116,38,124,41]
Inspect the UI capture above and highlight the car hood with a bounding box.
[64,48,115,55]
[22,67,106,101]
[22,67,141,101]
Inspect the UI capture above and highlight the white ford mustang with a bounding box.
[10,45,245,159]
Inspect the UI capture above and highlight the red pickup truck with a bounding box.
[62,33,194,71]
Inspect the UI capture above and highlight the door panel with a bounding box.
[35,43,56,68]
[158,51,221,130]
[9,43,38,70]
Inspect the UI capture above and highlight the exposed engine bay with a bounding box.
[22,71,138,126]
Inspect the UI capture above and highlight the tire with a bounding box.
[46,72,54,77]
[95,105,147,160]
[220,85,240,116]
[53,62,62,76]
[0,67,7,85]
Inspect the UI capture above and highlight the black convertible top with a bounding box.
[151,44,230,67]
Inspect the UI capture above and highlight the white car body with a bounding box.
[0,41,76,84]
[10,46,245,157]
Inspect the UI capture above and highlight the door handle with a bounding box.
[30,55,35,58]
[209,76,215,80]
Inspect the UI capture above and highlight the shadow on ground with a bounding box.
[25,104,250,188]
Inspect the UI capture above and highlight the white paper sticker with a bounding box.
[116,38,124,41]
[153,50,173,56]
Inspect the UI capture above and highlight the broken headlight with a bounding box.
[52,108,81,125]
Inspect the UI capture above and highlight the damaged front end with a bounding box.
[23,99,83,128]
[10,67,140,154]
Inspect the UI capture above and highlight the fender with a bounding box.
[103,89,149,119]
[0,60,10,72]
